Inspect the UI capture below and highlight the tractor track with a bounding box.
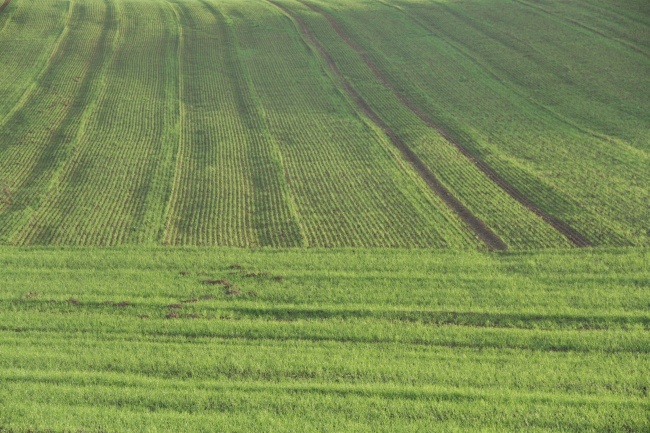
[299,1,591,248]
[266,0,507,251]
[0,0,11,14]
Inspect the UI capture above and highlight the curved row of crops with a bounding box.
[230,0,481,248]
[0,0,646,248]
[164,0,304,247]
[9,0,180,245]
[0,0,69,122]
[0,0,112,243]
[295,0,648,247]
[272,0,576,250]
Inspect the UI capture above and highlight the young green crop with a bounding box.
[0,246,648,431]
[0,0,646,248]
[298,0,648,246]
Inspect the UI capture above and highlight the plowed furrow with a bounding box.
[301,1,591,248]
[266,0,507,251]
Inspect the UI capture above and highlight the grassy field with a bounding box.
[0,247,648,431]
[0,0,648,431]
[0,0,646,248]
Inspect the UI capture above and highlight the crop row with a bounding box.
[14,0,180,245]
[233,0,486,248]
[315,0,648,247]
[164,0,303,247]
[0,0,645,248]
[0,0,69,122]
[273,0,579,250]
[0,0,114,243]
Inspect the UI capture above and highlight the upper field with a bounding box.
[0,246,648,431]
[0,0,647,249]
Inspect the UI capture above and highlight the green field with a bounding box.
[0,0,647,248]
[0,0,648,431]
[1,247,648,431]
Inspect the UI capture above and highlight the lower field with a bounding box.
[0,247,648,431]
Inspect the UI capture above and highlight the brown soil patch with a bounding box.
[202,279,229,285]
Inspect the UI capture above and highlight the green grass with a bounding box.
[0,246,648,431]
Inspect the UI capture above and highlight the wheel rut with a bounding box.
[299,1,591,248]
[266,0,507,251]
[0,0,11,14]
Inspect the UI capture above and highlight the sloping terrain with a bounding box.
[0,0,646,248]
[0,1,648,431]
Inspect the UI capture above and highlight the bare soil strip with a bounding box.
[266,0,507,251]
[301,1,591,248]
[0,0,11,14]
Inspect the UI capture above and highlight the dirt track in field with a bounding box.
[266,0,508,251]
[299,1,591,248]
[0,0,11,14]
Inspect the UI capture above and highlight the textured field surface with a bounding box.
[0,247,648,431]
[0,0,647,249]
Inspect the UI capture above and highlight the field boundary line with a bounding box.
[310,0,592,248]
[265,0,507,251]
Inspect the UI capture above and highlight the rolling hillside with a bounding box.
[0,1,648,431]
[0,0,646,249]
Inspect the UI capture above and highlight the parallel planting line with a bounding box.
[266,0,506,250]
[162,0,184,245]
[0,0,73,132]
[304,1,591,248]
[513,0,648,58]
[11,0,120,245]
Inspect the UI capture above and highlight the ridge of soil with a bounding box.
[267,0,508,251]
[298,1,591,248]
